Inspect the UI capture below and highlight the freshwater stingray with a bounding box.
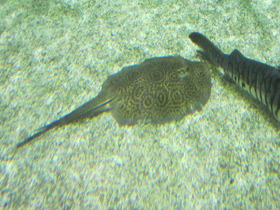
[16,56,211,148]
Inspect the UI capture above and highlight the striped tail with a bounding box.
[189,32,280,122]
[189,32,226,66]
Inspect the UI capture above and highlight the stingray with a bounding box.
[16,56,211,148]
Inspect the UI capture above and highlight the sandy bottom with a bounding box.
[1,0,279,209]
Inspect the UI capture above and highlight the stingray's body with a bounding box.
[17,56,211,148]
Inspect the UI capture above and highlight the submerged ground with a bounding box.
[1,0,280,209]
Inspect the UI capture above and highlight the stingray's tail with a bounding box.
[189,32,226,67]
[16,93,112,148]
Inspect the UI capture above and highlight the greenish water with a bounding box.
[1,0,279,209]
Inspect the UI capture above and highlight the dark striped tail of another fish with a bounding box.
[189,32,280,122]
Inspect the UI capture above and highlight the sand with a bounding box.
[1,0,279,209]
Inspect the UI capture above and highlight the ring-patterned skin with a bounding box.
[17,56,211,148]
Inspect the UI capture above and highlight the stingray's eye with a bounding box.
[178,66,190,78]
